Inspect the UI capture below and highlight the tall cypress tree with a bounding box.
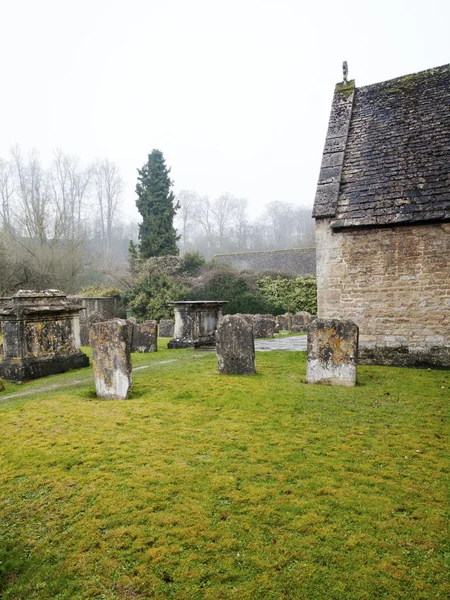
[135,149,179,258]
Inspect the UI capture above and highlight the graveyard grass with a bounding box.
[0,341,449,600]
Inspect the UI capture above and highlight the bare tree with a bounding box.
[193,195,216,252]
[231,197,249,250]
[176,190,200,251]
[0,158,14,231]
[51,149,93,242]
[11,146,52,245]
[94,159,123,257]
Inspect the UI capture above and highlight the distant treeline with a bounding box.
[175,190,315,259]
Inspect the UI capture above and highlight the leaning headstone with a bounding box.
[253,314,275,339]
[291,312,311,332]
[159,319,174,338]
[90,319,132,399]
[131,320,157,353]
[81,311,106,346]
[306,318,359,387]
[216,314,255,375]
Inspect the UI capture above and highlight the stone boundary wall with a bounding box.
[213,248,316,276]
[315,219,450,368]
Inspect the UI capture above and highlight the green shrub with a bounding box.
[181,251,206,275]
[122,273,187,321]
[257,275,317,314]
[80,285,122,297]
[187,268,281,315]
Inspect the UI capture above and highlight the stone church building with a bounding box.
[313,63,450,367]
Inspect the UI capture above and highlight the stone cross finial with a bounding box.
[342,61,348,84]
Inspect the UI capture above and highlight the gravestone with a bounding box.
[216,314,256,375]
[276,314,289,330]
[291,312,312,332]
[0,290,89,382]
[0,379,4,392]
[234,314,254,326]
[159,319,174,338]
[85,312,105,345]
[71,296,123,345]
[131,320,157,353]
[90,319,132,400]
[168,301,228,348]
[253,314,275,339]
[306,318,359,386]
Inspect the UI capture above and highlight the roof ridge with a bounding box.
[354,63,450,92]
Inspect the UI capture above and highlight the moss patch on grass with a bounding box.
[0,349,449,599]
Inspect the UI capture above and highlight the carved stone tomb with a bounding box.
[0,290,89,382]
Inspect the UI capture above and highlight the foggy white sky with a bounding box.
[1,0,448,222]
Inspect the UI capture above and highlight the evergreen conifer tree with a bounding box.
[135,150,179,258]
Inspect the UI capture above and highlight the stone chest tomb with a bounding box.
[168,301,228,348]
[313,63,450,368]
[0,290,89,381]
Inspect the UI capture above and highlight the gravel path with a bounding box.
[255,334,307,352]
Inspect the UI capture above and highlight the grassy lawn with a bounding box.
[0,342,449,599]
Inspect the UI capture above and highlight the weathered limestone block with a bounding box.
[90,319,132,400]
[0,290,89,382]
[253,314,275,339]
[72,296,123,345]
[131,320,157,353]
[276,314,289,330]
[158,319,174,338]
[85,311,106,344]
[307,318,359,386]
[0,296,10,333]
[291,312,312,332]
[216,314,256,375]
[232,314,254,327]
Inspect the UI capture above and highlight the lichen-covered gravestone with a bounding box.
[158,319,174,338]
[131,320,157,353]
[90,319,133,399]
[252,314,275,339]
[306,318,359,386]
[216,314,255,375]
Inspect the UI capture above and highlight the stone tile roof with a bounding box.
[313,64,450,229]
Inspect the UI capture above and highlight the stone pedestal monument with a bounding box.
[0,290,89,382]
[168,301,228,348]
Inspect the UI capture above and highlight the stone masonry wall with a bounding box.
[213,248,316,276]
[315,219,450,367]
